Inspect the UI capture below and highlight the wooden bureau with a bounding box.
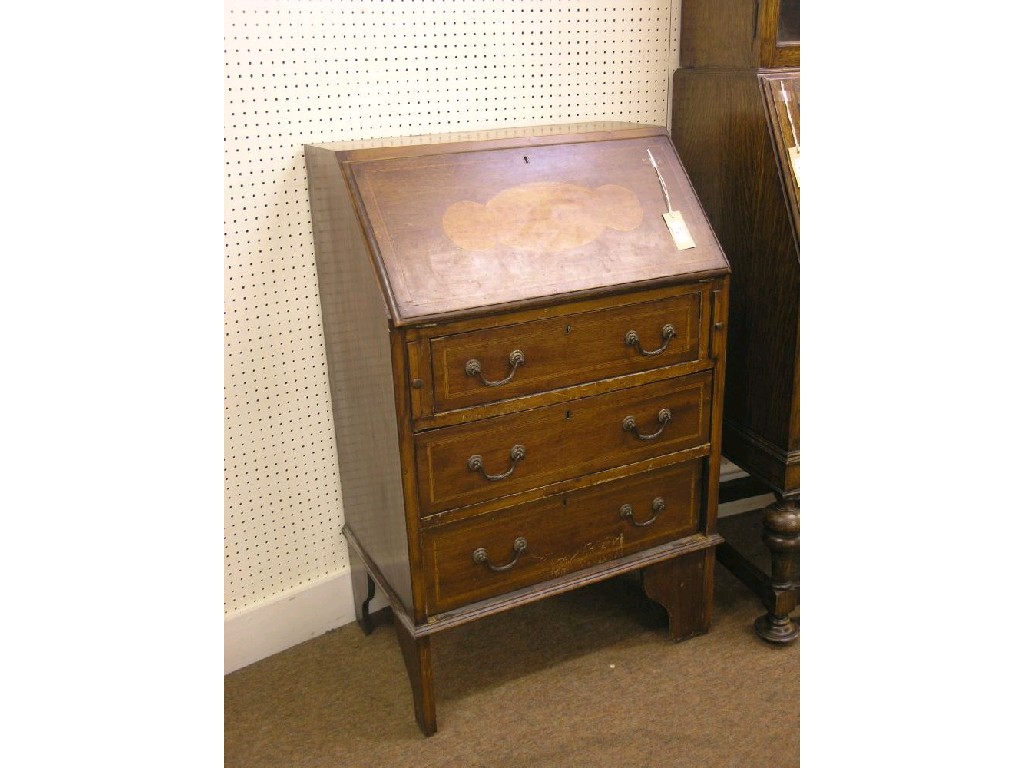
[670,0,801,644]
[305,123,731,735]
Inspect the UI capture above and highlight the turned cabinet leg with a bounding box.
[643,549,714,641]
[394,621,437,737]
[349,553,377,636]
[754,494,800,644]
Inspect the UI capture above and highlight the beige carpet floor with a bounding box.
[225,509,799,767]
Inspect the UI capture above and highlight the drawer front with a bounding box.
[423,460,702,614]
[428,292,702,413]
[415,371,711,515]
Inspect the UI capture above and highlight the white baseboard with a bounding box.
[717,458,775,518]
[224,568,387,674]
[718,457,749,485]
[718,493,776,518]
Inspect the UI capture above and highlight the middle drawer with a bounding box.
[414,371,712,515]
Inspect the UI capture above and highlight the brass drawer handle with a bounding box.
[622,408,672,441]
[624,324,675,356]
[620,497,666,528]
[467,444,526,481]
[473,536,528,572]
[465,349,526,387]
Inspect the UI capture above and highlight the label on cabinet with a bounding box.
[663,210,696,250]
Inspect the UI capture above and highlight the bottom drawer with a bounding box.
[422,460,703,615]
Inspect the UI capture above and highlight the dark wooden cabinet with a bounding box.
[305,123,731,734]
[670,1,800,643]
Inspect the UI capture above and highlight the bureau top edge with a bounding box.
[386,271,730,330]
[304,122,666,161]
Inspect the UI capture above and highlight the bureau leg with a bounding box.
[394,622,437,737]
[642,549,714,641]
[350,554,377,636]
[754,494,800,644]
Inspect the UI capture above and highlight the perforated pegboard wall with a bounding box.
[225,0,682,616]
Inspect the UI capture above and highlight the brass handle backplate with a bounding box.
[620,497,666,528]
[473,536,528,572]
[622,408,672,441]
[467,444,526,481]
[624,324,675,357]
[465,349,525,387]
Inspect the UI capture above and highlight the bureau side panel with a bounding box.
[305,145,413,611]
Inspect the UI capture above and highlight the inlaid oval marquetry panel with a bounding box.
[442,182,643,252]
[346,135,728,322]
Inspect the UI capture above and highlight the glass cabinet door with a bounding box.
[777,0,800,46]
[761,0,800,68]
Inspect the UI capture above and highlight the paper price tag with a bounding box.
[662,210,696,250]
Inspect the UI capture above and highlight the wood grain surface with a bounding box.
[345,133,728,324]
[671,69,799,492]
[422,461,701,614]
[760,71,800,241]
[442,181,643,252]
[415,372,712,515]
[678,0,799,70]
[304,144,415,611]
[671,5,800,643]
[427,289,702,413]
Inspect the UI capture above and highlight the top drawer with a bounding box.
[426,291,702,414]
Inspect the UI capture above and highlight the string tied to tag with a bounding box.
[646,148,695,251]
